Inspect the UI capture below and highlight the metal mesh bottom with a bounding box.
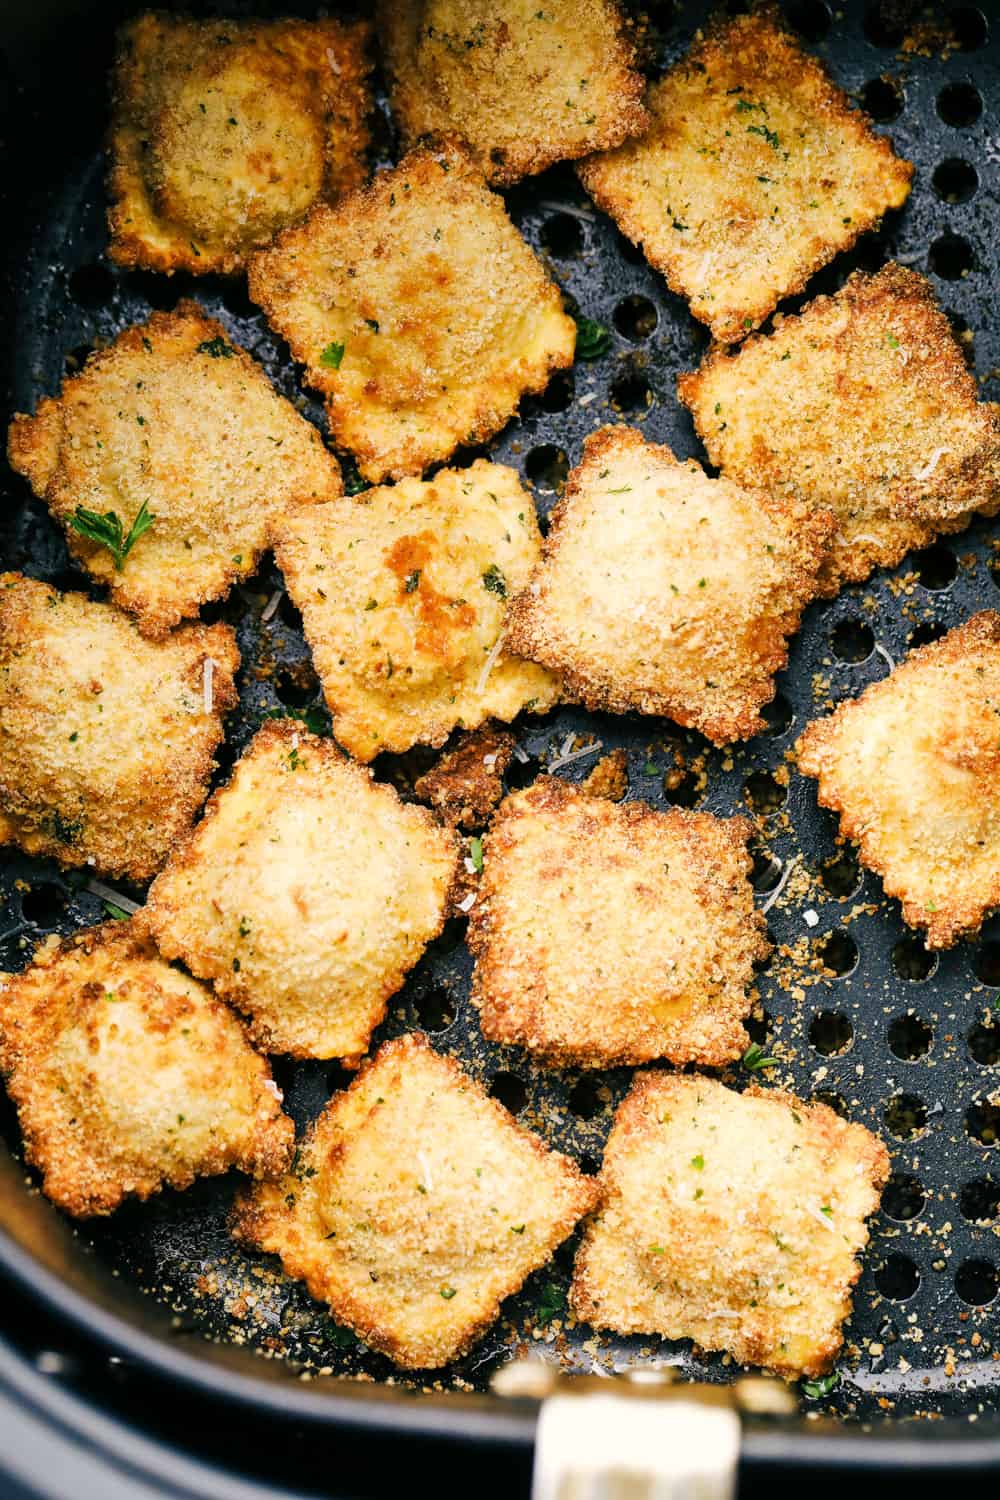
[1,0,998,1426]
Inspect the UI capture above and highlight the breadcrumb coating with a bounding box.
[413,725,516,829]
[7,303,341,637]
[140,721,459,1062]
[274,461,560,761]
[0,573,237,883]
[505,426,833,744]
[248,143,576,482]
[797,612,1000,949]
[0,922,293,1218]
[578,8,912,342]
[468,778,768,1069]
[571,1072,889,1377]
[378,0,646,186]
[678,264,1000,595]
[108,13,372,275]
[232,1032,597,1368]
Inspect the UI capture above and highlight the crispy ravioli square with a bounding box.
[797,612,1000,950]
[248,144,576,482]
[0,573,237,883]
[231,1032,597,1368]
[274,461,560,761]
[378,0,646,187]
[570,1073,888,1378]
[678,264,1000,596]
[141,721,459,1062]
[577,9,912,343]
[0,923,293,1218]
[109,13,372,275]
[7,303,341,638]
[468,778,768,1069]
[505,426,832,744]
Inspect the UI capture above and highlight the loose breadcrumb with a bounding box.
[0,922,293,1218]
[505,426,833,744]
[7,304,341,637]
[231,1032,597,1368]
[468,778,768,1069]
[247,143,576,482]
[571,1072,889,1377]
[678,264,1000,595]
[797,612,1000,949]
[580,748,629,803]
[413,725,516,829]
[108,13,372,275]
[274,461,560,761]
[578,8,912,342]
[378,0,646,186]
[0,573,237,882]
[140,721,459,1062]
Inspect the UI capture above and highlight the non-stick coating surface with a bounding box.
[1,0,999,1430]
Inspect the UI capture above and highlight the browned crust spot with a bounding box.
[413,725,516,829]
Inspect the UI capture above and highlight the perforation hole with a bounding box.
[859,75,904,122]
[888,1013,933,1060]
[966,1099,1000,1145]
[750,847,782,894]
[949,6,989,49]
[932,157,979,203]
[812,1089,848,1118]
[568,1077,604,1120]
[663,767,701,808]
[760,694,793,738]
[578,1152,600,1176]
[929,233,975,281]
[960,1178,999,1222]
[913,543,958,589]
[540,213,583,258]
[831,619,874,662]
[821,850,861,899]
[413,989,454,1032]
[891,935,937,983]
[743,771,786,815]
[816,930,858,977]
[875,1254,921,1301]
[539,370,575,414]
[526,445,569,493]
[490,1071,527,1113]
[863,4,903,46]
[785,0,831,40]
[613,295,658,342]
[885,1093,928,1139]
[809,1010,853,1055]
[744,1009,771,1047]
[610,363,653,413]
[20,883,66,929]
[277,592,303,632]
[908,620,947,648]
[882,1174,926,1221]
[937,81,983,127]
[955,1259,998,1305]
[274,663,319,709]
[969,1020,1000,1066]
[973,943,1000,986]
[68,262,115,308]
[505,753,540,792]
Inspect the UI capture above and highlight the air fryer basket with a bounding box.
[0,0,998,1469]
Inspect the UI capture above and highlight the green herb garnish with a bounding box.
[440,1285,457,1300]
[691,1153,704,1170]
[320,341,346,369]
[469,836,484,873]
[482,564,508,598]
[536,1281,566,1326]
[196,336,233,358]
[742,1042,778,1073]
[102,902,130,921]
[574,316,612,360]
[404,569,421,593]
[263,705,329,737]
[68,500,154,571]
[801,1371,840,1400]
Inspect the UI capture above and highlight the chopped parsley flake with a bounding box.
[469,836,484,873]
[196,336,233,358]
[481,563,508,598]
[574,316,612,361]
[691,1153,704,1170]
[742,1042,778,1073]
[404,569,421,593]
[535,1281,566,1326]
[801,1371,840,1400]
[320,341,346,369]
[439,1284,457,1300]
[746,123,782,151]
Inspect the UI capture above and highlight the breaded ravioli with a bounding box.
[570,1073,888,1377]
[140,722,459,1062]
[505,426,833,744]
[468,778,768,1069]
[7,304,341,637]
[678,265,1000,595]
[108,13,372,275]
[0,923,293,1218]
[0,573,237,882]
[274,462,560,761]
[577,9,912,343]
[378,0,646,187]
[797,613,1000,949]
[247,144,576,482]
[231,1033,597,1368]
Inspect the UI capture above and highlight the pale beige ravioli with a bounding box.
[797,612,1000,949]
[7,304,342,636]
[232,1032,597,1368]
[140,721,459,1062]
[571,1072,889,1377]
[108,13,372,274]
[678,264,1000,595]
[468,778,768,1069]
[274,462,560,761]
[0,572,237,882]
[0,922,293,1218]
[578,8,912,342]
[248,143,576,482]
[505,425,833,744]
